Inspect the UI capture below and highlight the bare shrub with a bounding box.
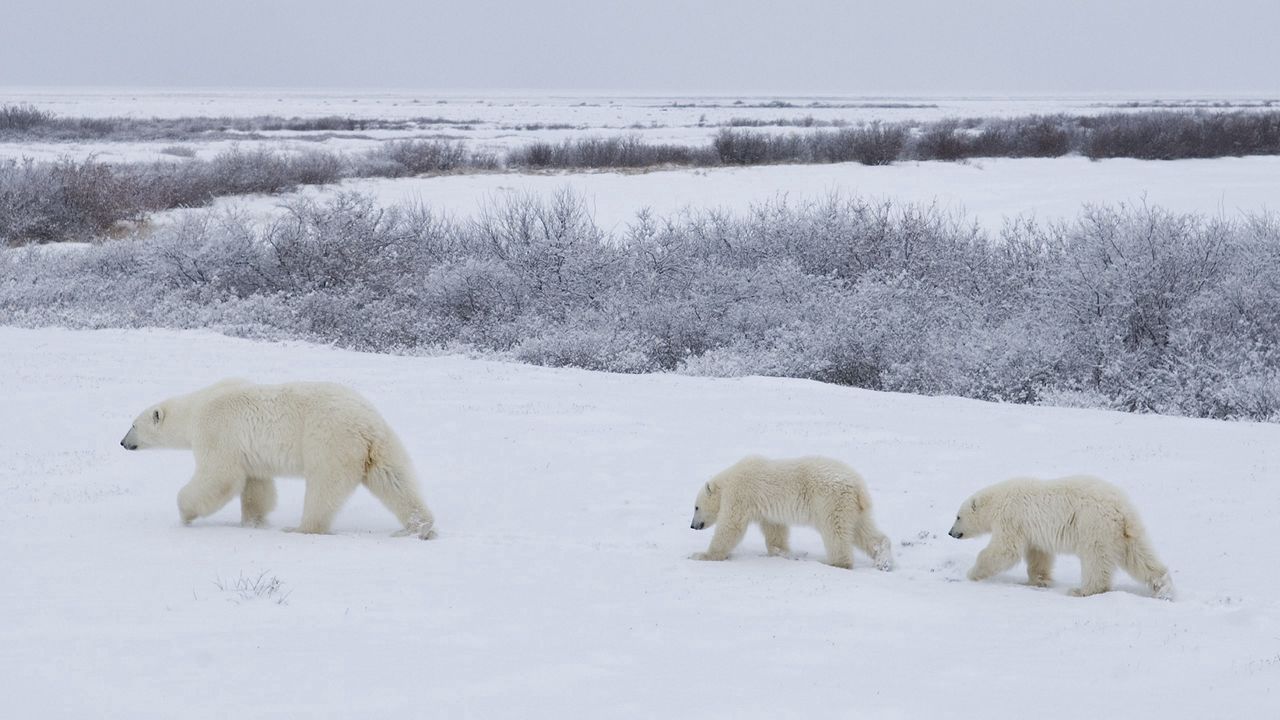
[373,139,469,176]
[509,135,713,169]
[1083,111,1280,160]
[0,104,54,131]
[158,145,197,158]
[212,571,291,605]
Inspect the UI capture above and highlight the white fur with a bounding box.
[948,476,1173,599]
[689,455,893,571]
[121,379,436,539]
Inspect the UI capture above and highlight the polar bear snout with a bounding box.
[691,519,706,530]
[949,529,963,538]
[120,428,139,451]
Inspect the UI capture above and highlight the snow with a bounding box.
[1,326,1277,719]
[164,155,1280,232]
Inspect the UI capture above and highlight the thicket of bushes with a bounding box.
[0,141,479,243]
[3,193,1278,422]
[714,123,908,165]
[713,111,1280,163]
[510,136,717,168]
[0,104,480,141]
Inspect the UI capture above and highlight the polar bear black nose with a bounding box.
[950,530,963,538]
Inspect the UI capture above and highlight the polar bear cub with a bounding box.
[948,476,1173,599]
[690,455,893,570]
[121,378,436,539]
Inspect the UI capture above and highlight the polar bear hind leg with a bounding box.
[1071,543,1116,597]
[365,464,437,539]
[1120,528,1175,600]
[852,519,893,571]
[817,518,855,569]
[288,468,361,535]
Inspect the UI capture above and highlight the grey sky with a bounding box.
[3,0,1277,94]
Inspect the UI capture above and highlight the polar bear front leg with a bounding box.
[967,531,1021,582]
[693,518,748,561]
[177,464,246,526]
[1025,547,1054,587]
[761,522,790,556]
[240,476,277,528]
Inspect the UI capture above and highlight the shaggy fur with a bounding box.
[689,455,893,570]
[948,476,1173,599]
[121,379,436,539]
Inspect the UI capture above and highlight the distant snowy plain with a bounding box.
[1,327,1277,719]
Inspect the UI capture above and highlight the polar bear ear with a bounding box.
[152,408,164,424]
[970,497,979,512]
[705,481,716,495]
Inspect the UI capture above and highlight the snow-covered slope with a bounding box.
[1,327,1277,719]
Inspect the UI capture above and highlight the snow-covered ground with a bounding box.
[2,326,1278,719]
[167,155,1280,232]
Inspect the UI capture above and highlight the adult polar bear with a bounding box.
[121,379,436,539]
[949,476,1173,599]
[690,455,894,571]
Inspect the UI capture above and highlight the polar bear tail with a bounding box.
[362,436,437,540]
[1121,517,1174,600]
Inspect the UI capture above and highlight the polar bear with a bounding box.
[689,455,893,570]
[948,476,1173,599]
[120,379,436,539]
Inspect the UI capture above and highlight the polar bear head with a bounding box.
[948,491,993,539]
[120,402,177,450]
[120,378,250,451]
[690,481,720,530]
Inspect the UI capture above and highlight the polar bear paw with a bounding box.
[392,526,437,540]
[871,539,894,571]
[283,526,329,535]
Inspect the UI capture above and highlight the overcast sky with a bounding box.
[3,0,1277,94]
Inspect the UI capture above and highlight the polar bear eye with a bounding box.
[695,505,700,511]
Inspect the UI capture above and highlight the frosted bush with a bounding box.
[4,191,1280,422]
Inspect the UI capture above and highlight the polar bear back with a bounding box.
[713,455,870,527]
[191,381,399,479]
[985,476,1140,554]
